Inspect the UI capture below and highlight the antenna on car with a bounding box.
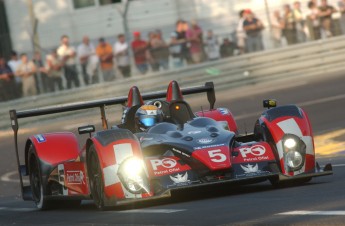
[200,106,205,117]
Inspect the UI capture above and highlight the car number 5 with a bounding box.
[208,149,226,162]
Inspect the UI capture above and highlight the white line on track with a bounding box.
[120,209,186,214]
[0,207,36,212]
[278,210,345,216]
[0,171,29,183]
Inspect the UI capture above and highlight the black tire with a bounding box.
[28,146,53,210]
[87,145,106,210]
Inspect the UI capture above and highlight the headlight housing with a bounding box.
[118,157,149,194]
[282,134,306,171]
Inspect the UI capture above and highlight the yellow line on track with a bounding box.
[314,129,345,156]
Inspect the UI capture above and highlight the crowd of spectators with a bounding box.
[1,0,345,102]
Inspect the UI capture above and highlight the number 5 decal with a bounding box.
[208,149,227,163]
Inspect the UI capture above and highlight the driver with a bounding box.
[134,105,163,132]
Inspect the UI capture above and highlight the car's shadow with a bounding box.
[55,180,329,212]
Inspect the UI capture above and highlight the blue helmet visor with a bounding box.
[140,117,157,127]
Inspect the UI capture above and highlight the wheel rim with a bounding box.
[89,151,103,208]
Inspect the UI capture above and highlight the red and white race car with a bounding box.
[9,81,332,210]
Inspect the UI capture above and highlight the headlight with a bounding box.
[285,151,303,169]
[284,138,297,149]
[118,157,149,194]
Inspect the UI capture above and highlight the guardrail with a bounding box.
[1,35,345,129]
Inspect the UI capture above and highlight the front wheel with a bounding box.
[87,145,107,210]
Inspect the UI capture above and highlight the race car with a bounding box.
[9,81,332,210]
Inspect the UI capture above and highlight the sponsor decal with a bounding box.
[168,172,191,187]
[188,130,202,135]
[171,148,190,158]
[150,158,177,170]
[66,170,85,185]
[218,108,229,115]
[239,145,266,158]
[34,134,46,143]
[197,138,214,144]
[147,157,191,177]
[194,143,226,150]
[139,136,154,142]
[241,164,259,173]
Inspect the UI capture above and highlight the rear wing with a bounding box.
[9,81,216,200]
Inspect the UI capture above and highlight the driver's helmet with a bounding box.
[135,105,163,131]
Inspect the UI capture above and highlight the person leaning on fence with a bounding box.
[0,56,16,101]
[57,35,80,89]
[318,0,337,38]
[307,1,322,40]
[169,31,185,68]
[242,9,264,53]
[46,48,64,92]
[175,20,192,64]
[186,20,204,64]
[271,10,284,48]
[282,4,298,45]
[16,53,37,97]
[338,0,345,34]
[219,38,235,58]
[33,51,49,94]
[77,36,95,85]
[7,51,22,98]
[96,37,116,82]
[148,30,170,71]
[131,31,149,75]
[114,34,131,78]
[205,30,220,61]
[293,1,307,42]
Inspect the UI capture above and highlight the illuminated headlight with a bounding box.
[285,151,303,169]
[118,157,149,194]
[284,138,297,149]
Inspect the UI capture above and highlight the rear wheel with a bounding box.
[29,146,52,210]
[87,145,106,210]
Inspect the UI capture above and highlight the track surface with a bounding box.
[0,72,345,225]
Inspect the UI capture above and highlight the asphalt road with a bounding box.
[0,71,344,225]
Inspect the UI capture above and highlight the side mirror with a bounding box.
[78,125,95,137]
[263,99,277,109]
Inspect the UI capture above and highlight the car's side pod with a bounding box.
[24,133,80,199]
[254,105,316,176]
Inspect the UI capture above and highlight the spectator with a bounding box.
[33,51,49,94]
[16,53,37,97]
[0,56,15,101]
[293,1,307,42]
[219,38,235,58]
[186,20,204,64]
[175,20,191,64]
[169,31,185,68]
[205,30,220,60]
[77,36,95,85]
[318,0,336,37]
[236,10,247,54]
[307,1,322,40]
[57,35,80,89]
[7,51,22,98]
[243,9,264,53]
[114,34,131,78]
[46,48,64,92]
[282,4,298,45]
[271,10,284,48]
[148,30,170,71]
[338,0,345,34]
[131,31,149,75]
[96,38,115,82]
[147,32,158,72]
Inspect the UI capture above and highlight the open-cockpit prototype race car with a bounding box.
[9,81,332,210]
